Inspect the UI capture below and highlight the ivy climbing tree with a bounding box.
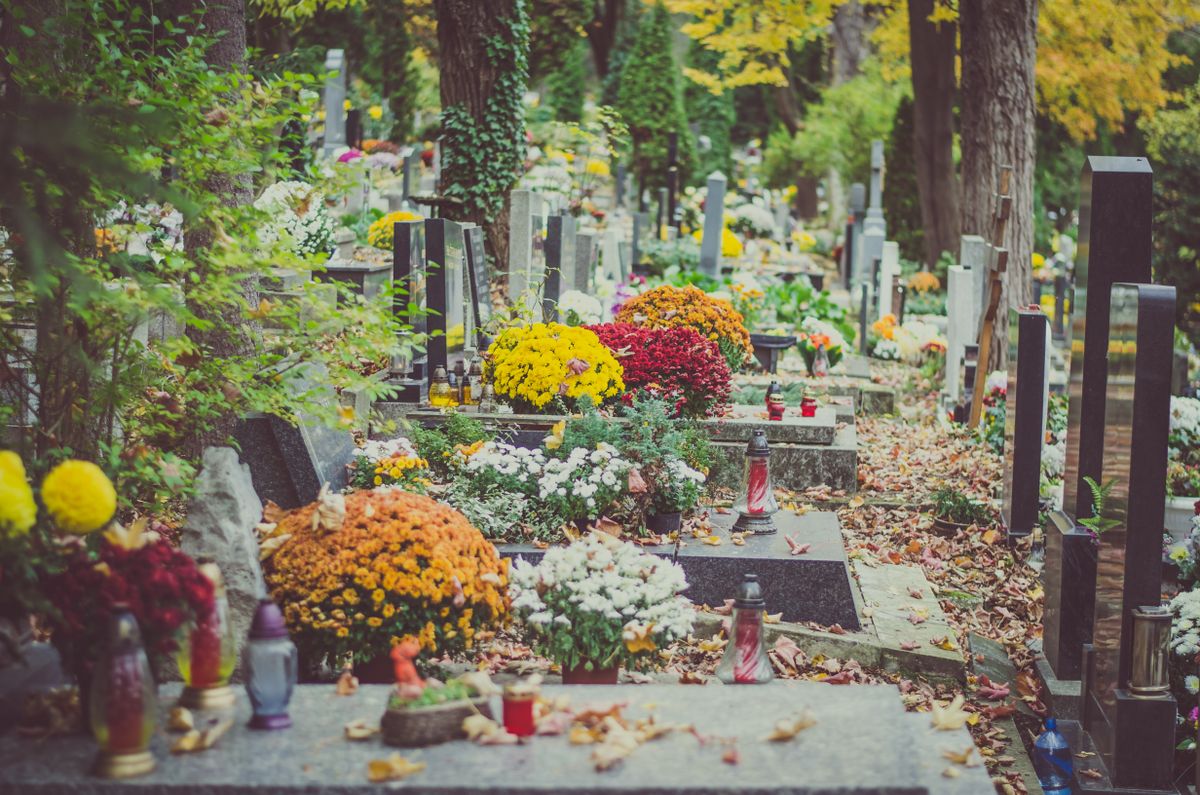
[615,2,694,195]
[434,0,530,271]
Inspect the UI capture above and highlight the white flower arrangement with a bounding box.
[1170,587,1200,657]
[1170,396,1200,461]
[985,369,1008,395]
[558,290,604,326]
[801,316,847,352]
[509,531,694,671]
[1041,436,1066,481]
[254,180,334,256]
[892,320,947,364]
[355,437,420,462]
[873,338,901,361]
[730,204,776,238]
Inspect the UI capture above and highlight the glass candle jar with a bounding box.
[177,563,238,709]
[716,574,774,684]
[91,605,157,778]
[244,599,298,729]
[732,430,779,534]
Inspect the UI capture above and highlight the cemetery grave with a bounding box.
[4,8,1200,795]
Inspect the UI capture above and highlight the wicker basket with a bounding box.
[381,696,493,747]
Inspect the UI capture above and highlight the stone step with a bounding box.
[0,682,994,794]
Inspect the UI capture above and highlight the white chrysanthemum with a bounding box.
[254,180,334,256]
[559,290,604,325]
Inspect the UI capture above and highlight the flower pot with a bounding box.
[646,511,682,535]
[1165,496,1198,544]
[931,517,971,537]
[381,697,493,747]
[561,661,619,685]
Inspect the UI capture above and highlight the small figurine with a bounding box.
[767,393,786,421]
[390,640,424,696]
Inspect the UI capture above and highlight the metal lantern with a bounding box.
[91,605,157,779]
[715,574,774,684]
[244,599,298,730]
[1130,605,1171,697]
[178,563,238,710]
[732,430,779,534]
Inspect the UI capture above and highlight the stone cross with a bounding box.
[1062,157,1153,521]
[321,49,347,158]
[1001,308,1050,537]
[1081,282,1175,790]
[867,140,885,212]
[699,171,727,278]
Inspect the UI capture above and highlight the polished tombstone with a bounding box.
[699,171,727,278]
[464,226,492,351]
[389,219,427,398]
[425,218,472,376]
[1002,309,1050,538]
[1062,157,1153,522]
[1041,510,1097,693]
[1075,282,1176,792]
[543,214,576,322]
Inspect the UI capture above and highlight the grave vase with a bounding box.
[561,660,619,685]
[646,511,682,535]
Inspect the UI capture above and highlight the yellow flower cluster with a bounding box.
[585,159,611,177]
[264,489,508,664]
[372,454,430,488]
[872,314,898,341]
[42,459,117,534]
[907,271,941,293]
[487,323,625,411]
[0,452,36,537]
[691,227,744,258]
[367,210,424,250]
[616,285,753,365]
[793,230,817,252]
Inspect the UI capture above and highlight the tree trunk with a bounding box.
[830,1,871,85]
[960,0,1037,370]
[378,0,417,142]
[184,0,256,455]
[586,0,623,79]
[908,0,960,268]
[435,0,526,274]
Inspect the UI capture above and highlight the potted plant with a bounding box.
[1166,397,1200,542]
[509,532,693,683]
[646,457,706,535]
[379,641,495,747]
[928,486,993,535]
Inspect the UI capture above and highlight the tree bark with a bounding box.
[960,0,1037,370]
[586,0,623,79]
[184,0,256,455]
[435,0,525,272]
[830,1,871,86]
[908,0,960,268]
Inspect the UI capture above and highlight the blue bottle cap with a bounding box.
[1045,718,1057,731]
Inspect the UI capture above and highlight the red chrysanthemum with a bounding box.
[586,323,732,418]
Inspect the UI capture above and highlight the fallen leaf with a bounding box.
[764,710,817,741]
[941,767,961,779]
[703,535,723,546]
[907,611,926,625]
[698,635,727,653]
[463,714,517,744]
[1075,751,1096,759]
[899,640,921,651]
[623,622,657,654]
[1079,768,1103,780]
[977,675,1011,700]
[982,704,1018,719]
[344,720,378,741]
[784,535,811,555]
[367,754,426,783]
[931,695,970,730]
[679,671,708,685]
[722,745,740,765]
[907,586,924,599]
[942,746,981,767]
[981,529,1001,545]
[763,612,783,624]
[731,533,746,546]
[848,495,865,509]
[168,707,194,733]
[336,668,359,696]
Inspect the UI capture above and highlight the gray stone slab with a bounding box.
[704,408,836,445]
[1034,655,1082,721]
[708,424,858,493]
[503,511,860,630]
[0,682,992,794]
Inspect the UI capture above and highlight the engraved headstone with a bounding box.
[574,231,596,293]
[543,214,576,322]
[877,242,900,321]
[391,219,427,383]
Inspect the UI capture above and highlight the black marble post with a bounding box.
[858,283,869,355]
[1042,511,1098,681]
[1062,157,1153,522]
[392,219,427,382]
[345,109,362,151]
[656,188,667,241]
[842,221,855,290]
[1002,309,1049,538]
[1081,282,1175,790]
[1053,274,1067,341]
[544,214,575,322]
[667,166,679,233]
[424,219,449,386]
[870,258,882,315]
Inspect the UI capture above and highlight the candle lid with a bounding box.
[735,574,766,609]
[249,599,290,640]
[745,429,770,456]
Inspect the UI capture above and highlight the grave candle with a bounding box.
[800,393,818,418]
[91,605,157,779]
[177,563,237,710]
[716,574,773,684]
[813,344,830,377]
[767,394,786,421]
[502,683,537,737]
[733,430,779,534]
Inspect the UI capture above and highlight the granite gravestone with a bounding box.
[631,211,648,271]
[464,226,492,350]
[958,234,989,333]
[601,226,623,286]
[321,50,346,159]
[699,171,727,278]
[944,266,974,404]
[574,231,596,293]
[425,218,469,377]
[507,190,543,317]
[1077,282,1175,791]
[1053,274,1068,342]
[877,242,900,321]
[543,214,576,322]
[1062,157,1153,522]
[1001,309,1050,538]
[234,363,356,509]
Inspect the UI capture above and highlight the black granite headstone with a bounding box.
[543,214,576,322]
[1002,309,1049,538]
[841,221,855,290]
[1079,282,1175,790]
[345,108,362,150]
[464,226,492,349]
[1053,274,1068,342]
[1042,511,1097,681]
[424,218,450,382]
[1062,157,1153,522]
[573,232,595,293]
[666,166,679,233]
[391,219,427,382]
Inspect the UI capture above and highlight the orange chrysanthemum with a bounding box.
[615,285,752,371]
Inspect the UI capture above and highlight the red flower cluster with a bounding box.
[46,538,214,674]
[587,323,732,418]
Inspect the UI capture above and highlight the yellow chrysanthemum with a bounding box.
[585,159,611,177]
[691,226,744,258]
[41,459,116,534]
[367,210,424,250]
[907,271,941,293]
[367,105,383,121]
[0,451,37,537]
[486,323,624,411]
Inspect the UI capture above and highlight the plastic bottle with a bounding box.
[1032,718,1074,795]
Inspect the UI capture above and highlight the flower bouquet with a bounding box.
[380,642,495,747]
[348,438,430,492]
[486,323,625,413]
[509,532,693,682]
[253,180,334,256]
[587,323,732,418]
[796,318,846,374]
[616,285,752,372]
[263,489,508,675]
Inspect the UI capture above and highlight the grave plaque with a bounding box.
[1063,157,1153,522]
[1081,282,1175,790]
[321,50,346,158]
[1002,309,1050,538]
[699,171,727,278]
[464,226,492,350]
